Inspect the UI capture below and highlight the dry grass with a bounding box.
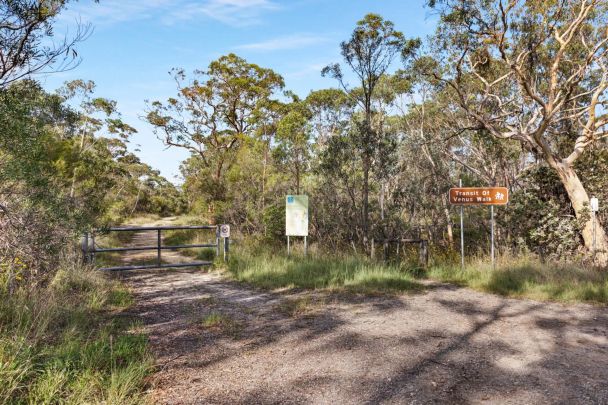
[225,250,424,295]
[200,312,242,337]
[276,296,326,318]
[428,255,608,304]
[0,260,151,404]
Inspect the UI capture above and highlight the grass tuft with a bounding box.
[428,255,608,304]
[200,312,242,337]
[0,260,151,403]
[224,250,424,295]
[276,296,325,318]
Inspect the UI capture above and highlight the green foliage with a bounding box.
[0,79,181,287]
[504,165,582,259]
[0,0,87,87]
[146,54,285,208]
[275,101,312,194]
[0,259,151,403]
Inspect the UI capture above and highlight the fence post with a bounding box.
[216,226,221,259]
[383,240,389,262]
[157,229,161,267]
[371,239,375,260]
[224,236,230,262]
[82,232,89,264]
[419,240,429,268]
[91,233,96,264]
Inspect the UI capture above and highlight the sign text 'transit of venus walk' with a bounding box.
[449,187,509,206]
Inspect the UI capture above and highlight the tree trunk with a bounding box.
[553,161,608,266]
[362,155,370,248]
[296,161,300,195]
[262,143,267,236]
[441,193,454,247]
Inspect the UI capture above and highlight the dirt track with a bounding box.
[118,223,608,404]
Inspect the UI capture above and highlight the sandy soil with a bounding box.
[117,222,608,404]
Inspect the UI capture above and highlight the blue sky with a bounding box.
[41,0,437,182]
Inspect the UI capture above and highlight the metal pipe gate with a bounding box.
[82,225,229,271]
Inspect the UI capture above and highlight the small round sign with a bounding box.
[220,224,230,238]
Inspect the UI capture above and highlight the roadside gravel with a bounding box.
[118,222,608,404]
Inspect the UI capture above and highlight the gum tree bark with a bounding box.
[428,0,608,265]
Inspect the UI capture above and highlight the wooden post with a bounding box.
[91,233,96,264]
[82,232,89,264]
[383,240,388,262]
[371,239,375,260]
[419,240,429,268]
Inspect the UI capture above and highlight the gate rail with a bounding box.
[83,225,228,271]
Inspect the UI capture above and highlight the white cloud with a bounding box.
[58,0,175,25]
[235,34,329,52]
[58,0,279,27]
[164,0,279,26]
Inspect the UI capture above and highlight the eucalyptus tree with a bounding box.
[306,88,354,146]
[0,0,91,87]
[58,80,136,199]
[322,13,419,247]
[146,54,284,204]
[426,0,608,265]
[304,89,360,246]
[0,80,147,288]
[275,99,312,195]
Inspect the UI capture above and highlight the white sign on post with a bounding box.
[591,197,599,212]
[285,195,308,236]
[219,224,230,238]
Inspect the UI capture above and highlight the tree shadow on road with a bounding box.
[118,268,608,404]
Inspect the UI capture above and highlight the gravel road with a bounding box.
[117,225,608,404]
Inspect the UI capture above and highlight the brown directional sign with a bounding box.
[449,187,509,206]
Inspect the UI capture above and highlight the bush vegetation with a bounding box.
[0,258,151,404]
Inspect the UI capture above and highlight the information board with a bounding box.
[285,195,308,236]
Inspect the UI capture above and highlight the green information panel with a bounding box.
[285,195,309,236]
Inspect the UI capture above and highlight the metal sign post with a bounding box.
[591,197,599,262]
[449,185,509,270]
[220,225,230,262]
[285,195,309,257]
[491,205,495,270]
[224,235,230,262]
[459,179,465,270]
